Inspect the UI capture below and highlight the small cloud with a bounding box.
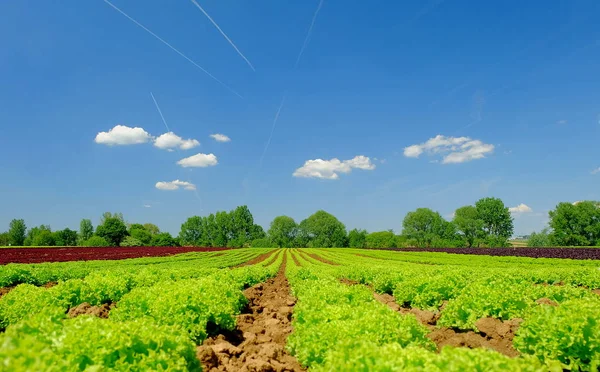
[404,135,494,164]
[143,204,152,208]
[470,90,486,123]
[177,153,218,168]
[557,119,568,125]
[94,125,152,146]
[509,203,533,214]
[293,155,375,180]
[591,167,600,175]
[380,159,387,164]
[155,180,197,191]
[504,150,512,155]
[154,132,200,150]
[210,133,231,142]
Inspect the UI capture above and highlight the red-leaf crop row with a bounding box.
[0,246,230,265]
[372,247,600,260]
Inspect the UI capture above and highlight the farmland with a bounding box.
[1,248,600,371]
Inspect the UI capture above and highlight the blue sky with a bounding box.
[1,0,599,236]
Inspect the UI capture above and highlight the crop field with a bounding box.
[1,248,600,371]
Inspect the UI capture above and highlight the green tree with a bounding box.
[298,210,348,248]
[268,216,298,248]
[54,228,78,246]
[548,201,600,246]
[365,230,397,248]
[100,212,124,225]
[528,228,552,247]
[453,206,485,247]
[475,197,514,247]
[401,208,447,248]
[213,211,230,247]
[96,217,129,246]
[179,216,207,246]
[143,223,160,235]
[250,237,275,248]
[120,236,143,247]
[8,219,27,246]
[228,206,255,247]
[129,224,152,245]
[250,224,266,241]
[24,225,52,246]
[33,229,56,246]
[83,236,111,247]
[348,228,367,248]
[0,232,9,246]
[152,232,178,246]
[79,219,94,244]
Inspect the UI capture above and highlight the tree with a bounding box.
[268,216,298,248]
[453,206,485,247]
[401,208,447,248]
[548,201,600,246]
[54,228,78,246]
[213,211,230,247]
[100,212,124,225]
[250,224,266,241]
[298,210,348,248]
[83,236,111,247]
[79,219,94,244]
[348,228,367,248]
[24,225,52,246]
[366,230,397,248]
[228,206,255,247]
[179,216,207,246]
[152,232,178,247]
[0,232,9,246]
[475,197,514,247]
[120,236,143,247]
[528,228,552,247]
[250,238,275,248]
[8,219,27,246]
[96,217,129,246]
[143,223,160,235]
[33,229,56,246]
[129,224,152,245]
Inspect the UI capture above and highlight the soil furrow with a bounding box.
[198,253,305,372]
[291,252,302,267]
[232,250,278,268]
[263,250,282,267]
[305,253,339,266]
[0,281,58,299]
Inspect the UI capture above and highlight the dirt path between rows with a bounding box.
[305,253,339,266]
[198,253,305,372]
[233,250,278,268]
[290,251,302,267]
[0,281,58,299]
[373,292,520,357]
[263,250,282,267]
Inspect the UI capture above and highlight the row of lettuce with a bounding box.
[285,249,600,371]
[0,249,280,371]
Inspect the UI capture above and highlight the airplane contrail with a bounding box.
[102,0,243,98]
[189,0,255,71]
[258,94,287,169]
[150,92,171,132]
[295,0,325,68]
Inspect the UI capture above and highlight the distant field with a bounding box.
[509,240,528,247]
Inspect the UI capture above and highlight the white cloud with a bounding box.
[155,180,197,191]
[143,204,152,208]
[591,167,600,175]
[210,133,231,142]
[176,153,218,168]
[154,132,200,150]
[94,125,152,146]
[509,203,533,214]
[557,119,568,125]
[293,155,375,180]
[404,135,494,164]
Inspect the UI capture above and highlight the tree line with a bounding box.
[2,198,600,248]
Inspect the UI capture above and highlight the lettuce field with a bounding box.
[1,248,600,371]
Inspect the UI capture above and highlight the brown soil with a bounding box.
[67,302,114,318]
[305,253,339,266]
[291,252,302,267]
[592,289,600,296]
[0,286,16,299]
[263,251,282,267]
[429,317,522,358]
[42,281,58,288]
[233,251,277,268]
[371,290,520,357]
[197,254,305,372]
[536,297,558,306]
[339,278,359,286]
